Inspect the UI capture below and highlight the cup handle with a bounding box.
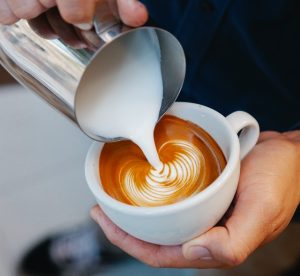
[226,111,260,159]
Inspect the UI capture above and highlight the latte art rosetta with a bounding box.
[122,140,206,206]
[100,115,226,207]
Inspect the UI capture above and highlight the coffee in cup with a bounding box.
[100,115,226,207]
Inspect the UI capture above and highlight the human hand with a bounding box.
[91,131,300,268]
[0,0,148,48]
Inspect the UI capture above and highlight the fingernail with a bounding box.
[185,246,213,261]
[75,23,93,31]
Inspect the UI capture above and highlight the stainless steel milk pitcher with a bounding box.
[0,2,185,141]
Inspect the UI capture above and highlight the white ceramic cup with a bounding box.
[85,102,260,245]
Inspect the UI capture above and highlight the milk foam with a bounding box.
[123,140,206,206]
[76,29,163,169]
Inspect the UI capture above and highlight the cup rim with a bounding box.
[85,102,240,216]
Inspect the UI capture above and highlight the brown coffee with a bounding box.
[99,115,226,207]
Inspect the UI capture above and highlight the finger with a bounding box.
[38,0,56,8]
[91,205,163,267]
[46,8,87,49]
[7,0,45,19]
[0,0,18,24]
[182,210,261,266]
[56,0,95,28]
[28,14,58,39]
[91,205,221,268]
[117,0,148,27]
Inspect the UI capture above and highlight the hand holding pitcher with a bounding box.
[0,0,148,48]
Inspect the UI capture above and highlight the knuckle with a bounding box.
[262,192,284,222]
[60,9,90,24]
[223,250,247,267]
[146,248,162,268]
[142,258,160,268]
[105,225,123,245]
[39,0,55,8]
[12,6,41,19]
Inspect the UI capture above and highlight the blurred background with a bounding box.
[0,65,299,276]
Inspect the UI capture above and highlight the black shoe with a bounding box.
[18,223,129,276]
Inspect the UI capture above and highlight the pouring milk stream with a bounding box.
[76,29,164,170]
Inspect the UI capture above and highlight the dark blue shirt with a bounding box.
[141,0,300,131]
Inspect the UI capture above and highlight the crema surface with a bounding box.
[100,115,226,207]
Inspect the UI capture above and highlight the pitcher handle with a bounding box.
[93,1,130,42]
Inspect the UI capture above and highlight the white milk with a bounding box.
[76,29,163,170]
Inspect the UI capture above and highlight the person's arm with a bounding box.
[91,131,300,268]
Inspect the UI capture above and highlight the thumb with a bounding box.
[117,0,148,27]
[182,225,251,267]
[182,192,272,267]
